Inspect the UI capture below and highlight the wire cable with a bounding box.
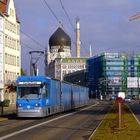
[59,0,89,54]
[43,0,63,27]
[42,0,89,56]
[21,30,45,49]
[59,0,89,56]
[59,0,75,31]
[20,41,34,50]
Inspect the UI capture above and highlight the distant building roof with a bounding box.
[61,57,87,63]
[0,0,20,23]
[49,27,71,49]
[0,0,8,14]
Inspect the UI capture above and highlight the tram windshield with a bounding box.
[18,86,41,100]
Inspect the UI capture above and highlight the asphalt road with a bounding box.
[128,100,140,123]
[0,101,111,140]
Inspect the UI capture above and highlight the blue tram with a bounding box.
[16,76,89,117]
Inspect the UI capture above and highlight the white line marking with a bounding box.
[128,105,140,125]
[88,107,108,140]
[0,102,99,140]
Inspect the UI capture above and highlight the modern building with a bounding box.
[87,53,140,98]
[45,27,87,80]
[0,0,21,102]
[64,69,87,87]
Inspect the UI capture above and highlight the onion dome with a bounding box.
[49,27,71,48]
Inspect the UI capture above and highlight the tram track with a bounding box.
[61,103,111,140]
[0,101,111,140]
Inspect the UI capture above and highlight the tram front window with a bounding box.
[18,87,41,99]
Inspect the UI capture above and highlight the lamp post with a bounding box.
[99,78,108,99]
[60,59,63,112]
[95,90,97,99]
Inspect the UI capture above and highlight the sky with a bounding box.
[14,0,140,75]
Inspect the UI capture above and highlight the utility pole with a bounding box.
[60,59,63,112]
[29,51,44,76]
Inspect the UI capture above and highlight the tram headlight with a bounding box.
[35,103,40,107]
[18,103,22,107]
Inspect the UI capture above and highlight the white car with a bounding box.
[125,97,131,103]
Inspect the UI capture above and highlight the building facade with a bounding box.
[0,0,21,102]
[45,27,87,80]
[54,57,86,80]
[64,69,87,87]
[87,53,140,98]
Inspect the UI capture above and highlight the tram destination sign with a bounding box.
[18,82,41,85]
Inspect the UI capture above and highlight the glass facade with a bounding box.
[87,53,140,98]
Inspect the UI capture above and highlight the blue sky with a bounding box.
[14,0,140,75]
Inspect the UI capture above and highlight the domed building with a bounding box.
[49,27,71,49]
[48,27,71,61]
[45,27,87,80]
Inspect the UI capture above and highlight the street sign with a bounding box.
[127,77,138,88]
[116,97,124,104]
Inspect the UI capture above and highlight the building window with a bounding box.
[17,24,20,35]
[17,40,20,50]
[10,8,14,17]
[17,56,19,66]
[5,53,7,64]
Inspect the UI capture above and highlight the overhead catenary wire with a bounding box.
[43,0,63,27]
[20,0,90,58]
[80,41,90,56]
[21,41,44,58]
[59,0,89,56]
[59,0,75,31]
[21,30,45,49]
[42,0,89,56]
[20,41,35,50]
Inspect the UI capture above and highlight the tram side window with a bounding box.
[42,85,48,98]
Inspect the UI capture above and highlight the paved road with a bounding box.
[0,101,111,140]
[128,101,140,122]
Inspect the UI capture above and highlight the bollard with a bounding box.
[118,102,121,129]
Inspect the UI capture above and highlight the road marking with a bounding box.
[88,107,109,140]
[128,105,140,125]
[0,102,99,140]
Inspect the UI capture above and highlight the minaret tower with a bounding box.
[76,17,80,58]
[90,44,92,57]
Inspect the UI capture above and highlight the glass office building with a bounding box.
[87,53,140,98]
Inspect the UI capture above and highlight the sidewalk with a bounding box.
[0,104,16,121]
[3,104,16,114]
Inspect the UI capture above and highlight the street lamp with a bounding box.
[99,78,108,99]
[95,90,97,99]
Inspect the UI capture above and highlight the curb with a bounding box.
[0,117,8,122]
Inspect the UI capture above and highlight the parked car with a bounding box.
[110,95,116,100]
[132,95,137,100]
[125,97,131,103]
